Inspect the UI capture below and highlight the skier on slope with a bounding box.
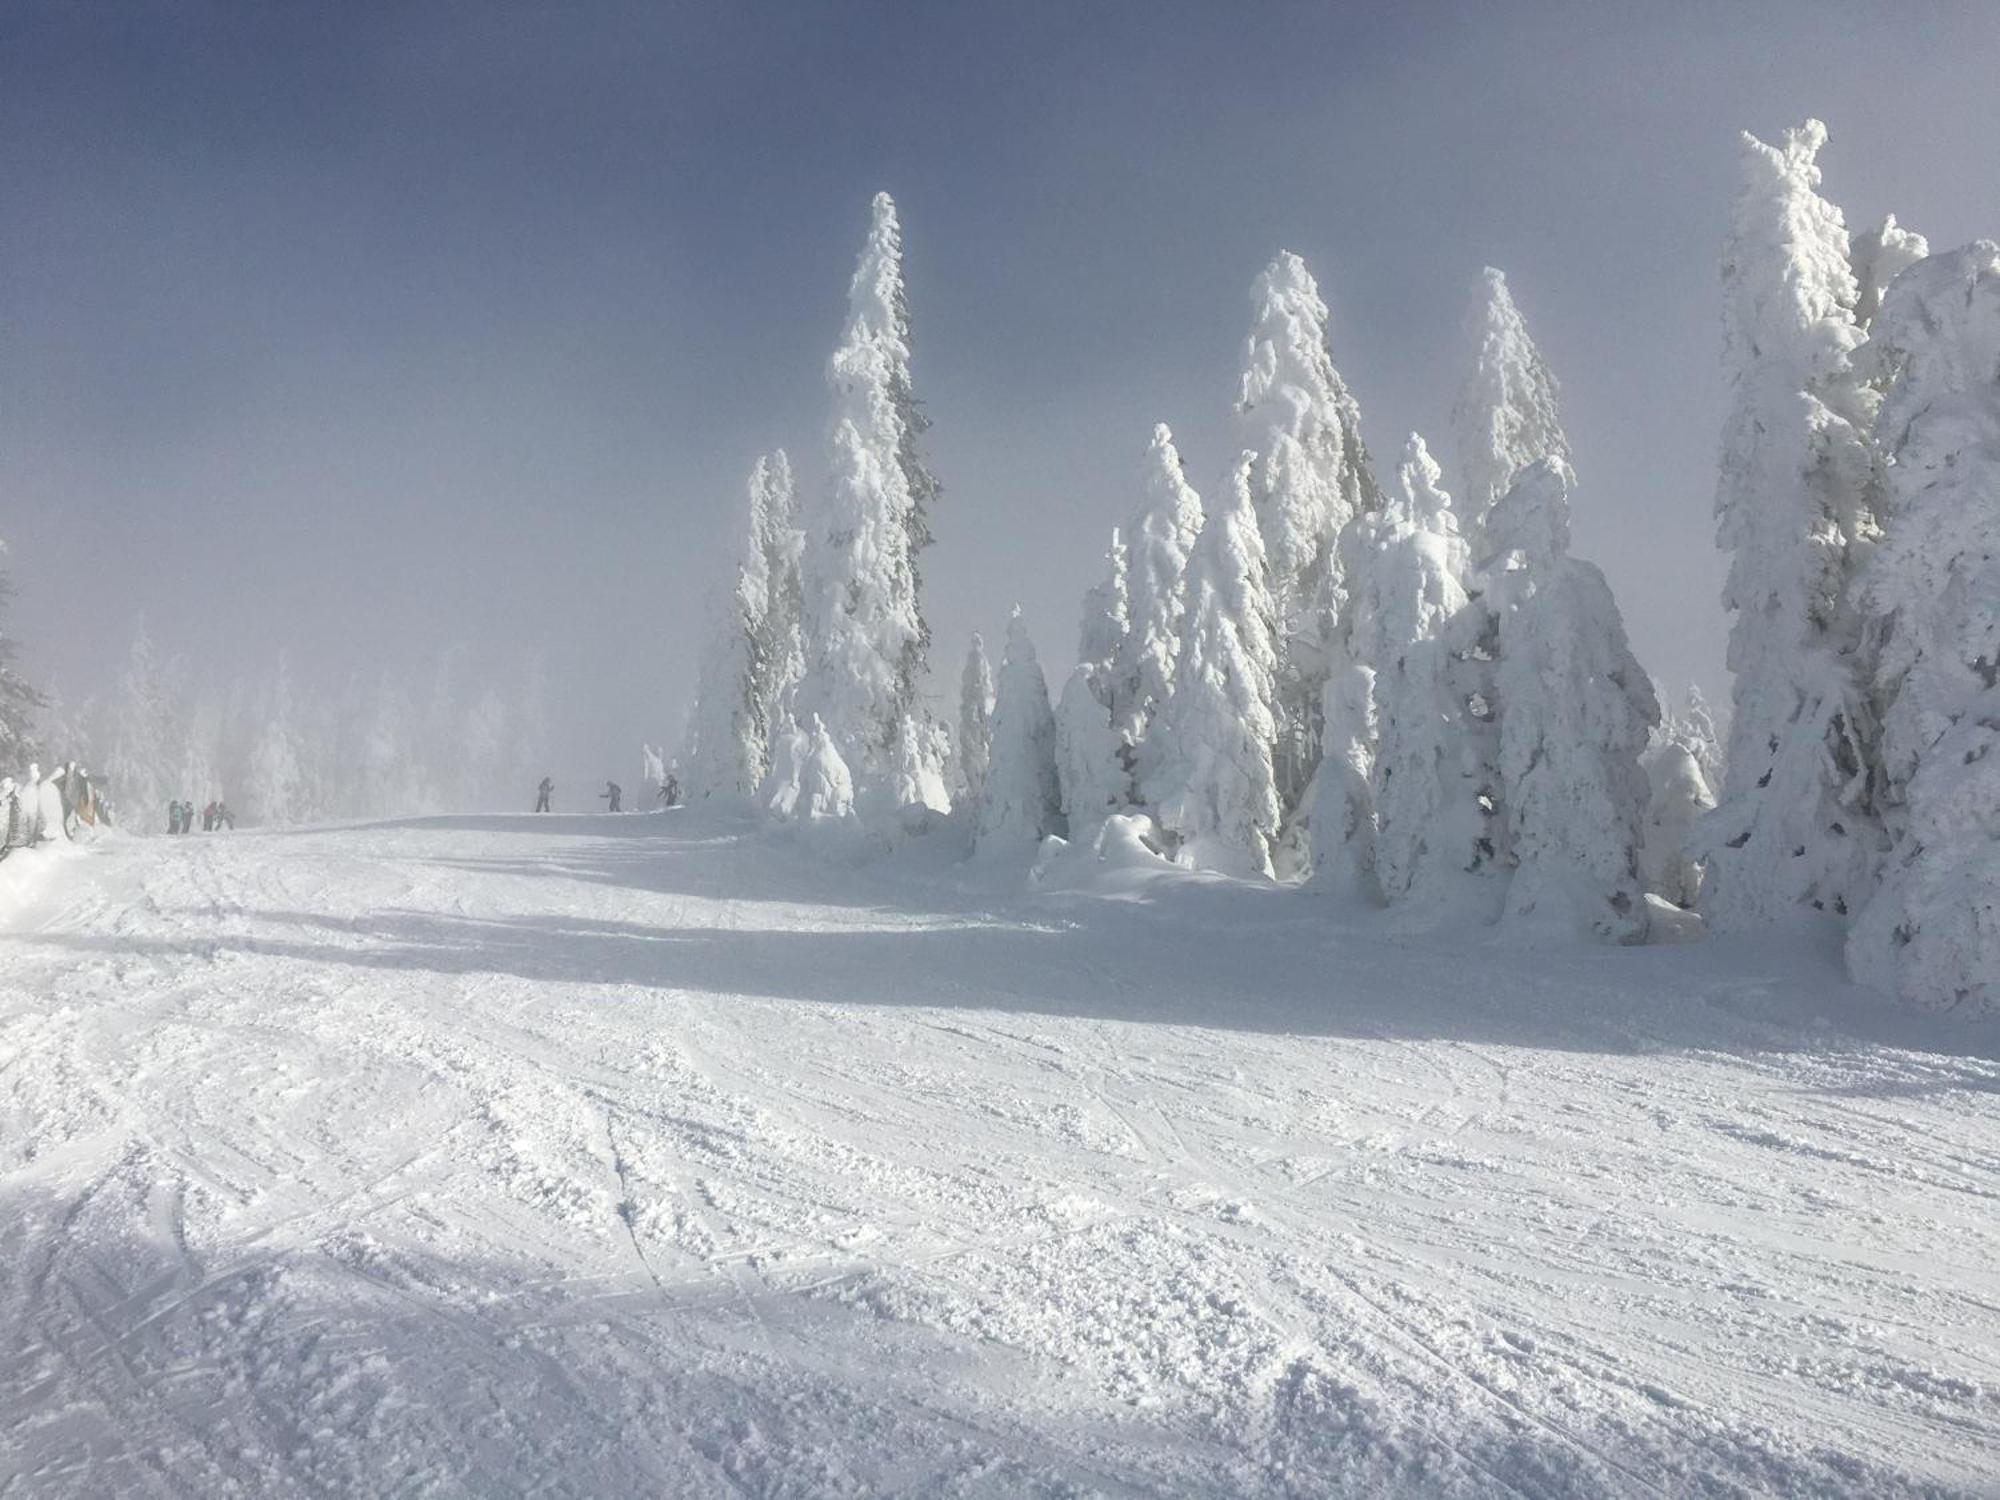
[600,781,622,813]
[534,775,554,813]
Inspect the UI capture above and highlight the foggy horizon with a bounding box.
[7,1,1999,795]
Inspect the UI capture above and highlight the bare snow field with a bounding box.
[1,811,1996,1497]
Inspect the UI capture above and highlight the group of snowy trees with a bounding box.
[689,121,2000,1014]
[46,626,552,829]
[682,196,1695,947]
[681,193,952,823]
[0,539,47,774]
[1703,121,2000,1014]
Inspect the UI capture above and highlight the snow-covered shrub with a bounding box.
[765,714,853,822]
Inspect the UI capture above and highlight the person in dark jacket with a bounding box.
[535,775,554,813]
[600,781,622,813]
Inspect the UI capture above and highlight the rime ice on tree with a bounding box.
[1703,120,1884,932]
[797,193,946,806]
[1845,242,2000,1014]
[1146,453,1282,878]
[1236,253,1380,840]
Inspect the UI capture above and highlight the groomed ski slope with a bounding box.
[1,812,1996,1498]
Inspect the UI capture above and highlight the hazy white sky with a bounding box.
[5,2,1998,785]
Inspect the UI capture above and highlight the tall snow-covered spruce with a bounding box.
[1236,252,1380,839]
[1349,435,1484,912]
[1703,120,1884,932]
[1146,453,1281,877]
[974,610,1062,855]
[1489,458,1659,942]
[956,633,995,808]
[797,192,946,808]
[1845,242,2000,1014]
[1451,268,1572,569]
[685,451,803,803]
[1111,425,1204,800]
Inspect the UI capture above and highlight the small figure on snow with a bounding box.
[534,775,554,813]
[600,781,622,813]
[660,769,680,808]
[167,800,183,835]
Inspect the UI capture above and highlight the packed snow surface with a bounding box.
[2,812,1996,1497]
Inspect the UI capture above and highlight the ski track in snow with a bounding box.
[0,812,1996,1497]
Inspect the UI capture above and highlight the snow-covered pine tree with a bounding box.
[1703,120,1885,932]
[1058,529,1133,822]
[1451,267,1571,569]
[974,609,1062,855]
[1488,458,1659,942]
[1845,242,2000,1014]
[29,680,96,778]
[246,653,307,826]
[463,684,510,811]
[1237,252,1381,831]
[1145,453,1281,877]
[104,620,172,828]
[798,192,945,801]
[957,633,995,807]
[1351,435,1485,910]
[1641,741,1716,910]
[1111,424,1204,797]
[1077,527,1129,711]
[1054,664,1122,842]
[684,464,779,802]
[1673,683,1726,794]
[0,540,44,771]
[358,670,415,818]
[752,450,807,734]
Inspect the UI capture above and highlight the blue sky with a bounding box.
[5,1,1998,779]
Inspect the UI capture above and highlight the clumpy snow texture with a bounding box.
[1,810,1996,1496]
